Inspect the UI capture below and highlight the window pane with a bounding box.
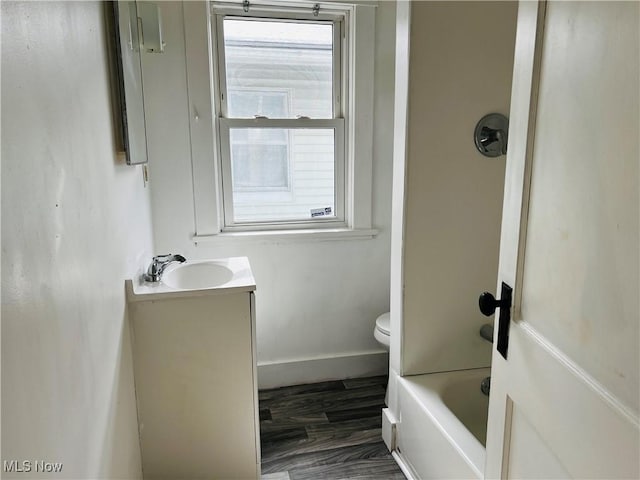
[230,128,289,190]
[228,90,288,118]
[230,128,335,223]
[223,19,333,119]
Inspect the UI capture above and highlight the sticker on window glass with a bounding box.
[310,207,332,218]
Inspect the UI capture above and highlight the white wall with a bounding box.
[394,1,518,376]
[143,1,397,387]
[1,3,153,478]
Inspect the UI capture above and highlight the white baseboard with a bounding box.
[257,350,389,389]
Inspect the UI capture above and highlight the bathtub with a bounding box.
[395,368,490,479]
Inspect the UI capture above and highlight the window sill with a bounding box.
[192,227,379,244]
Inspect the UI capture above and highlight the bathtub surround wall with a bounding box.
[143,1,397,387]
[392,1,518,377]
[387,3,518,475]
[1,3,153,478]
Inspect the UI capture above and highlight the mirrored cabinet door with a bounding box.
[112,1,149,165]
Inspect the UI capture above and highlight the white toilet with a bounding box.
[373,312,391,405]
[374,312,391,350]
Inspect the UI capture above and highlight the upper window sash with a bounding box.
[212,5,345,121]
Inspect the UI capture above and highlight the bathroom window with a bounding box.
[190,2,376,238]
[212,4,346,228]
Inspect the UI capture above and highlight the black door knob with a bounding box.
[479,291,504,316]
[481,283,513,360]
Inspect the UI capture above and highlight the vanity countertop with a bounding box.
[126,256,256,302]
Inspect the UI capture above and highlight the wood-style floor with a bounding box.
[258,376,405,480]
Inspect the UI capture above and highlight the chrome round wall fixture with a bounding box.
[474,113,509,157]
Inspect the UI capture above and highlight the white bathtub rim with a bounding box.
[400,377,483,479]
[399,368,490,478]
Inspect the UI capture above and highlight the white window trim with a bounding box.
[182,0,377,240]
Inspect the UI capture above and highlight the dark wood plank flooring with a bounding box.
[259,376,405,479]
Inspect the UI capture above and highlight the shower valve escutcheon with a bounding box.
[474,113,509,157]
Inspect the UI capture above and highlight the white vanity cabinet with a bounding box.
[126,258,259,479]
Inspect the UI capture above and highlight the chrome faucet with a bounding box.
[143,254,186,283]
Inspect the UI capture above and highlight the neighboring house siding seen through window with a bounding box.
[228,90,291,192]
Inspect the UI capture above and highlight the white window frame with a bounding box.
[182,1,377,241]
[213,4,347,231]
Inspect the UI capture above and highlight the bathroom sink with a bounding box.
[127,257,255,299]
[161,261,234,290]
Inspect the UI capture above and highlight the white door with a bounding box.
[484,1,639,478]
